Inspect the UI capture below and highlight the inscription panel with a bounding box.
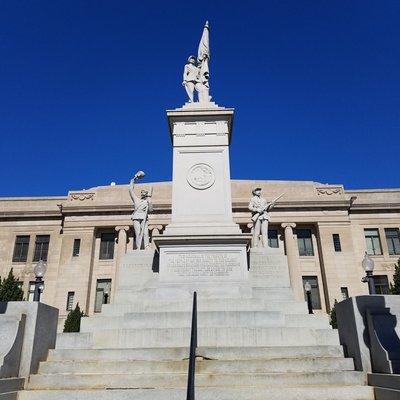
[159,246,248,283]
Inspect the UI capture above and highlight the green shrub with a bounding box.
[0,269,24,301]
[330,299,338,329]
[390,258,400,295]
[63,303,85,332]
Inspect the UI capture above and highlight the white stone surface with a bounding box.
[159,245,248,283]
[164,105,241,237]
[19,251,372,399]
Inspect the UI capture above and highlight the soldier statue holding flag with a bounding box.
[182,21,211,103]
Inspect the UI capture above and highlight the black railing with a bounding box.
[186,291,197,400]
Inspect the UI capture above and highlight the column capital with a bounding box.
[115,225,130,232]
[281,223,296,229]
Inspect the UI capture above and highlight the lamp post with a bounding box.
[304,281,313,314]
[33,260,47,302]
[361,252,376,295]
[103,282,111,306]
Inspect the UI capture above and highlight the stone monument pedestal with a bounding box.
[157,102,251,288]
[153,234,251,299]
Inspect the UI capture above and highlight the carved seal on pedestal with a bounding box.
[187,163,215,190]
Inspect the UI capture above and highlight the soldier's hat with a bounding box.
[252,187,262,195]
[188,55,196,63]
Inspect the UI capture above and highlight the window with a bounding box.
[364,229,382,255]
[12,235,30,262]
[374,275,390,294]
[99,233,115,260]
[268,229,279,248]
[66,291,75,311]
[302,276,321,309]
[94,279,111,312]
[28,281,36,302]
[297,229,314,256]
[385,228,400,256]
[33,235,50,262]
[332,234,342,252]
[72,239,81,257]
[340,287,349,300]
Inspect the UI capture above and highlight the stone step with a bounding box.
[17,386,375,400]
[80,311,329,332]
[115,292,296,304]
[102,299,308,315]
[55,332,93,350]
[251,287,294,299]
[48,345,345,361]
[39,357,354,375]
[91,326,339,348]
[27,371,366,390]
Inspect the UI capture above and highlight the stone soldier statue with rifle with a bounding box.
[129,171,153,250]
[249,188,284,248]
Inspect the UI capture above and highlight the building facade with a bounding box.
[0,179,399,329]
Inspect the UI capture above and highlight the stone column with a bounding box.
[112,226,130,299]
[281,223,302,300]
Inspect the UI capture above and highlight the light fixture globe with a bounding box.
[304,281,312,292]
[34,260,47,278]
[362,252,374,273]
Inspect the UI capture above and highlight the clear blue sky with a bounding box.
[0,1,399,196]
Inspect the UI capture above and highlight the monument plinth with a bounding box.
[154,102,250,293]
[164,102,239,235]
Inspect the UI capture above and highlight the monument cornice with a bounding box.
[166,105,235,144]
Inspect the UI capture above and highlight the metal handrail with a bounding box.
[186,291,197,400]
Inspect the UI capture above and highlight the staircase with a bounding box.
[17,249,374,399]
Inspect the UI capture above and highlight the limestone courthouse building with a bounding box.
[1,23,400,333]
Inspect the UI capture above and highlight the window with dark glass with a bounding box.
[385,228,400,256]
[332,234,342,252]
[66,291,75,311]
[268,229,279,248]
[364,229,382,255]
[99,233,115,260]
[374,275,390,294]
[72,239,81,257]
[33,235,50,262]
[94,279,111,312]
[297,229,314,256]
[302,276,321,309]
[12,235,30,262]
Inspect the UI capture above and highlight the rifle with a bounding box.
[269,192,285,207]
[251,193,285,222]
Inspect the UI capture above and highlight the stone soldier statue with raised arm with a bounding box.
[182,21,211,103]
[249,188,284,248]
[129,171,153,250]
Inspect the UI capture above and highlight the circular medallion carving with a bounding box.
[187,163,215,190]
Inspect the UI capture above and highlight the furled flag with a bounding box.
[198,21,210,87]
[198,21,210,61]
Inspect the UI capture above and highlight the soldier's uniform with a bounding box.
[248,192,271,248]
[130,184,153,250]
